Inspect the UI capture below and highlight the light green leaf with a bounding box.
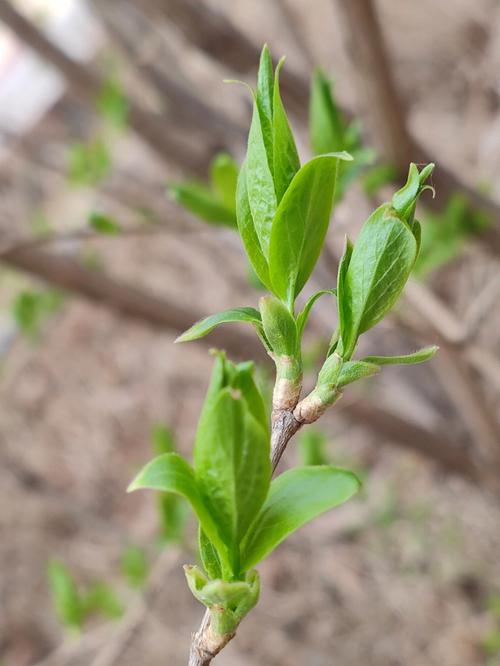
[82,582,123,620]
[296,289,337,339]
[231,361,269,428]
[272,57,300,201]
[194,389,271,568]
[175,307,263,343]
[338,204,418,358]
[199,527,222,580]
[151,423,176,455]
[392,162,435,225]
[128,453,227,565]
[309,68,345,155]
[88,213,121,235]
[256,44,274,167]
[336,236,353,356]
[246,100,277,256]
[259,295,297,356]
[210,153,238,211]
[269,152,352,304]
[298,428,329,466]
[361,346,438,366]
[336,360,380,387]
[241,466,360,570]
[236,161,273,290]
[169,182,236,227]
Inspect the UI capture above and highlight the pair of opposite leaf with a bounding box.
[129,354,360,629]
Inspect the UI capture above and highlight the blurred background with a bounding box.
[0,1,500,664]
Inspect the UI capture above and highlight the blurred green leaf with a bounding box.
[12,289,64,339]
[88,213,122,235]
[298,428,329,466]
[47,560,83,631]
[68,139,111,186]
[82,582,123,620]
[121,546,149,589]
[96,75,129,128]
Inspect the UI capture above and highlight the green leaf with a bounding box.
[210,153,238,211]
[231,361,269,428]
[199,528,222,580]
[296,289,337,339]
[175,307,263,343]
[88,213,121,235]
[336,360,380,387]
[246,101,277,256]
[272,58,300,201]
[338,204,418,358]
[194,389,271,569]
[47,560,83,631]
[269,152,352,304]
[309,68,345,155]
[128,453,227,565]
[392,162,435,225]
[121,546,149,589]
[236,162,273,290]
[361,346,438,366]
[336,236,353,356]
[241,466,360,570]
[169,182,236,227]
[12,288,64,340]
[259,295,297,357]
[256,44,274,167]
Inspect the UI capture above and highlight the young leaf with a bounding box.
[175,307,263,343]
[361,346,438,366]
[259,296,297,357]
[236,162,273,290]
[210,153,239,212]
[199,528,223,580]
[231,361,269,428]
[336,360,380,387]
[246,100,277,256]
[309,68,345,156]
[241,466,360,570]
[256,44,274,167]
[128,453,227,564]
[272,58,300,201]
[269,152,352,305]
[336,236,354,356]
[338,204,418,358]
[151,424,176,455]
[169,182,237,227]
[194,389,271,567]
[296,289,337,339]
[392,162,435,225]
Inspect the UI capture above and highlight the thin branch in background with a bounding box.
[0,0,212,175]
[89,0,245,147]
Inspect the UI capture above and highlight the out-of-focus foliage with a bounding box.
[414,194,490,277]
[121,545,149,589]
[47,560,123,632]
[298,428,330,466]
[168,153,239,228]
[151,424,189,544]
[12,288,64,339]
[68,138,112,186]
[96,72,129,129]
[88,212,122,235]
